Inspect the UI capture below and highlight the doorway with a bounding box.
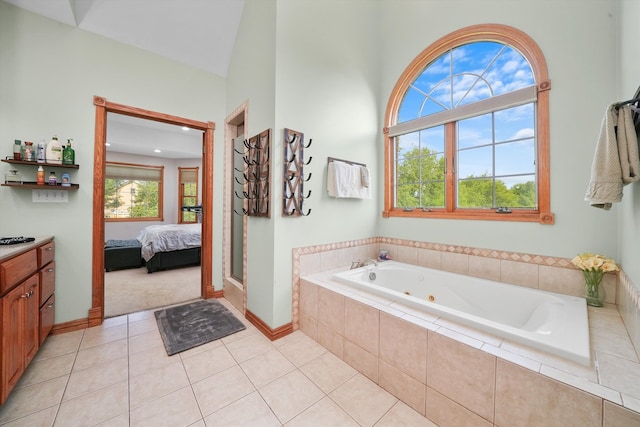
[90,96,215,326]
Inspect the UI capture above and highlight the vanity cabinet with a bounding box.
[0,238,55,404]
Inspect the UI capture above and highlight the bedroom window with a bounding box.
[178,167,199,223]
[104,161,164,221]
[383,24,553,224]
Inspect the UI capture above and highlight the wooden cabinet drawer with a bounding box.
[0,250,37,295]
[39,261,55,305]
[39,294,55,346]
[37,242,55,268]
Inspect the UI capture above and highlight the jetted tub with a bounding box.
[332,261,591,366]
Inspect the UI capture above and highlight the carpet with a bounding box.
[155,299,246,356]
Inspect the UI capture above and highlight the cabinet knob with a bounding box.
[46,247,53,251]
[47,268,54,273]
[47,303,54,309]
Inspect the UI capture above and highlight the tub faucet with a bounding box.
[351,258,378,269]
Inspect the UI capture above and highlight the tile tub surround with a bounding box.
[299,271,640,425]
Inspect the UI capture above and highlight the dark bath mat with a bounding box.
[155,299,246,356]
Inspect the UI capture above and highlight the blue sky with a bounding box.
[397,41,536,189]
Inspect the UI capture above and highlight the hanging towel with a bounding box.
[584,104,640,209]
[360,166,370,188]
[327,161,371,198]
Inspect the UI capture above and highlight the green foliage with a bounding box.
[396,147,536,209]
[131,181,159,218]
[104,179,127,211]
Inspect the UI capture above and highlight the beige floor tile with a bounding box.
[181,345,237,384]
[55,381,129,427]
[127,309,155,323]
[285,396,359,427]
[329,374,397,427]
[15,353,75,389]
[598,352,640,399]
[192,365,256,417]
[64,357,129,401]
[128,342,180,378]
[102,315,128,329]
[240,348,296,388]
[73,339,128,372]
[277,332,327,367]
[128,317,159,337]
[80,324,128,350]
[129,386,201,427]
[258,370,324,424]
[203,391,280,427]
[375,401,438,427]
[129,361,190,409]
[93,412,130,427]
[225,333,275,363]
[188,420,205,427]
[128,329,164,355]
[34,330,84,362]
[299,351,357,393]
[0,376,67,424]
[0,405,58,427]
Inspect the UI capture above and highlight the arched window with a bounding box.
[383,24,553,224]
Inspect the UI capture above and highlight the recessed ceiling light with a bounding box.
[105,143,111,146]
[154,149,162,153]
[182,126,190,132]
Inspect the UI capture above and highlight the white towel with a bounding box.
[360,166,370,187]
[327,161,371,198]
[584,104,640,209]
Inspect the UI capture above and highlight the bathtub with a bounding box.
[332,261,591,366]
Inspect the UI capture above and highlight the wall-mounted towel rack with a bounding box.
[233,129,271,217]
[283,128,312,217]
[615,85,640,135]
[327,157,367,167]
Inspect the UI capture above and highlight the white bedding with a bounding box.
[136,223,201,262]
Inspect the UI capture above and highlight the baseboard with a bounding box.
[87,306,103,327]
[245,309,293,341]
[212,289,224,298]
[50,318,89,336]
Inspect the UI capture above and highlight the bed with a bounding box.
[136,223,201,273]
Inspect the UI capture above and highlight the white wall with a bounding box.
[618,0,640,290]
[0,2,226,323]
[376,0,619,259]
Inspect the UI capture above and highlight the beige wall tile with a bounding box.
[495,359,602,426]
[321,250,339,271]
[300,279,318,320]
[317,287,345,335]
[417,248,442,270]
[396,245,418,265]
[336,247,357,268]
[317,323,344,358]
[223,282,243,313]
[538,265,583,297]
[299,253,322,276]
[441,252,469,275]
[379,312,427,383]
[343,340,378,382]
[344,299,380,356]
[602,273,617,304]
[379,244,399,261]
[500,259,538,288]
[427,332,496,422]
[604,401,640,426]
[425,387,492,427]
[379,360,426,416]
[299,313,318,340]
[468,256,500,281]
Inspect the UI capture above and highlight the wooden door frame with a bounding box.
[89,95,215,327]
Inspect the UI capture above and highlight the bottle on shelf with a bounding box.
[48,171,57,186]
[23,141,35,161]
[62,139,75,165]
[37,139,46,163]
[13,140,21,160]
[37,166,45,185]
[45,135,62,164]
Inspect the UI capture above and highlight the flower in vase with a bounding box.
[571,253,619,307]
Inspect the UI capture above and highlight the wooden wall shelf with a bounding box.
[2,159,79,169]
[1,182,79,190]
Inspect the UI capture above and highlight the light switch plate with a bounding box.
[32,189,69,203]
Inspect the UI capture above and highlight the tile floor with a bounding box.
[0,299,436,427]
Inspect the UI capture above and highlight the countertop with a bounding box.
[0,236,54,263]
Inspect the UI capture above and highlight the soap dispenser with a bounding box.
[62,139,75,165]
